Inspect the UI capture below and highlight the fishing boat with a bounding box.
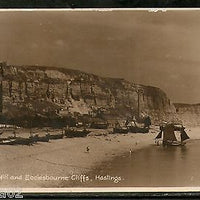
[48,132,64,140]
[0,138,17,145]
[125,119,149,133]
[113,121,129,134]
[15,135,38,145]
[90,119,109,129]
[0,136,14,142]
[113,127,129,134]
[129,126,149,133]
[35,133,50,142]
[65,127,91,138]
[155,123,190,146]
[0,135,38,145]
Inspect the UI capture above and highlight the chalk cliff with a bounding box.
[174,103,200,126]
[0,62,177,127]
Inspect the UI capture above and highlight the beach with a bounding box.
[0,125,199,188]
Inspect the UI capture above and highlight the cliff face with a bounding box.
[0,62,176,126]
[174,103,200,126]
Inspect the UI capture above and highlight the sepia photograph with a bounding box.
[0,9,199,192]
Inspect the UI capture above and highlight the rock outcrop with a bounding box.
[0,62,177,127]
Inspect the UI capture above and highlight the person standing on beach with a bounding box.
[129,149,133,154]
[144,116,151,129]
[13,129,16,138]
[115,121,120,129]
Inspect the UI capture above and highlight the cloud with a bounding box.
[0,10,199,103]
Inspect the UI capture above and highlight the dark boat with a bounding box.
[126,119,149,133]
[129,126,149,133]
[0,138,17,145]
[49,133,64,140]
[35,134,50,142]
[65,128,91,138]
[0,135,38,145]
[113,127,129,134]
[113,121,129,134]
[15,135,38,145]
[0,137,14,142]
[90,119,109,129]
[155,123,190,146]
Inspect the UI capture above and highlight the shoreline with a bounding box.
[0,125,198,188]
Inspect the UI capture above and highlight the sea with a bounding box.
[80,139,200,187]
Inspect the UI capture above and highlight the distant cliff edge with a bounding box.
[174,103,200,126]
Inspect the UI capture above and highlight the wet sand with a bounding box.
[0,126,198,188]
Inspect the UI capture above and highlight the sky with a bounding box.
[0,9,199,103]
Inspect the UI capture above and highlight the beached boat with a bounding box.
[65,128,91,138]
[113,127,129,134]
[35,134,50,142]
[0,135,38,145]
[125,120,149,133]
[155,123,190,147]
[0,136,14,142]
[129,126,149,133]
[90,119,109,129]
[48,133,64,140]
[15,135,38,145]
[0,138,17,145]
[113,121,129,134]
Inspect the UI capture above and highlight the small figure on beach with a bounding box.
[144,116,151,129]
[86,146,90,153]
[115,121,120,129]
[13,130,16,138]
[129,149,133,154]
[30,129,33,137]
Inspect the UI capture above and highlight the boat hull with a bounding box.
[0,139,17,145]
[36,135,50,142]
[162,140,185,147]
[65,129,91,138]
[129,126,149,133]
[0,136,38,145]
[49,134,64,140]
[113,128,129,134]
